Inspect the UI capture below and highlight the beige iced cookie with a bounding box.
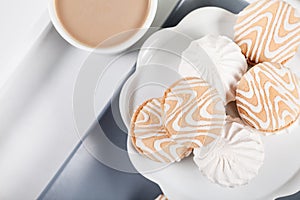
[236,62,300,133]
[131,98,192,163]
[155,194,168,200]
[234,0,300,64]
[163,77,226,148]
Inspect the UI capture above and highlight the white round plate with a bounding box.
[120,7,300,200]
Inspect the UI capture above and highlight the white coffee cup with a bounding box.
[48,0,158,54]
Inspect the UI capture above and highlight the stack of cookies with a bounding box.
[129,0,300,189]
[234,0,300,134]
[130,77,226,163]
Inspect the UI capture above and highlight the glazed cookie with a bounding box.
[236,62,300,133]
[163,77,226,148]
[193,117,265,188]
[131,98,192,163]
[235,0,300,64]
[155,194,168,200]
[180,35,247,103]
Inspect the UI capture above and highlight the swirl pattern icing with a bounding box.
[163,77,226,148]
[155,194,168,200]
[131,98,192,163]
[234,0,300,64]
[193,117,265,188]
[236,62,300,133]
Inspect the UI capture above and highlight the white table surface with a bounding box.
[0,0,299,199]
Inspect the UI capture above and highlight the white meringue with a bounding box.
[179,35,247,104]
[193,117,264,188]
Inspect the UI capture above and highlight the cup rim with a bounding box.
[48,0,158,54]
